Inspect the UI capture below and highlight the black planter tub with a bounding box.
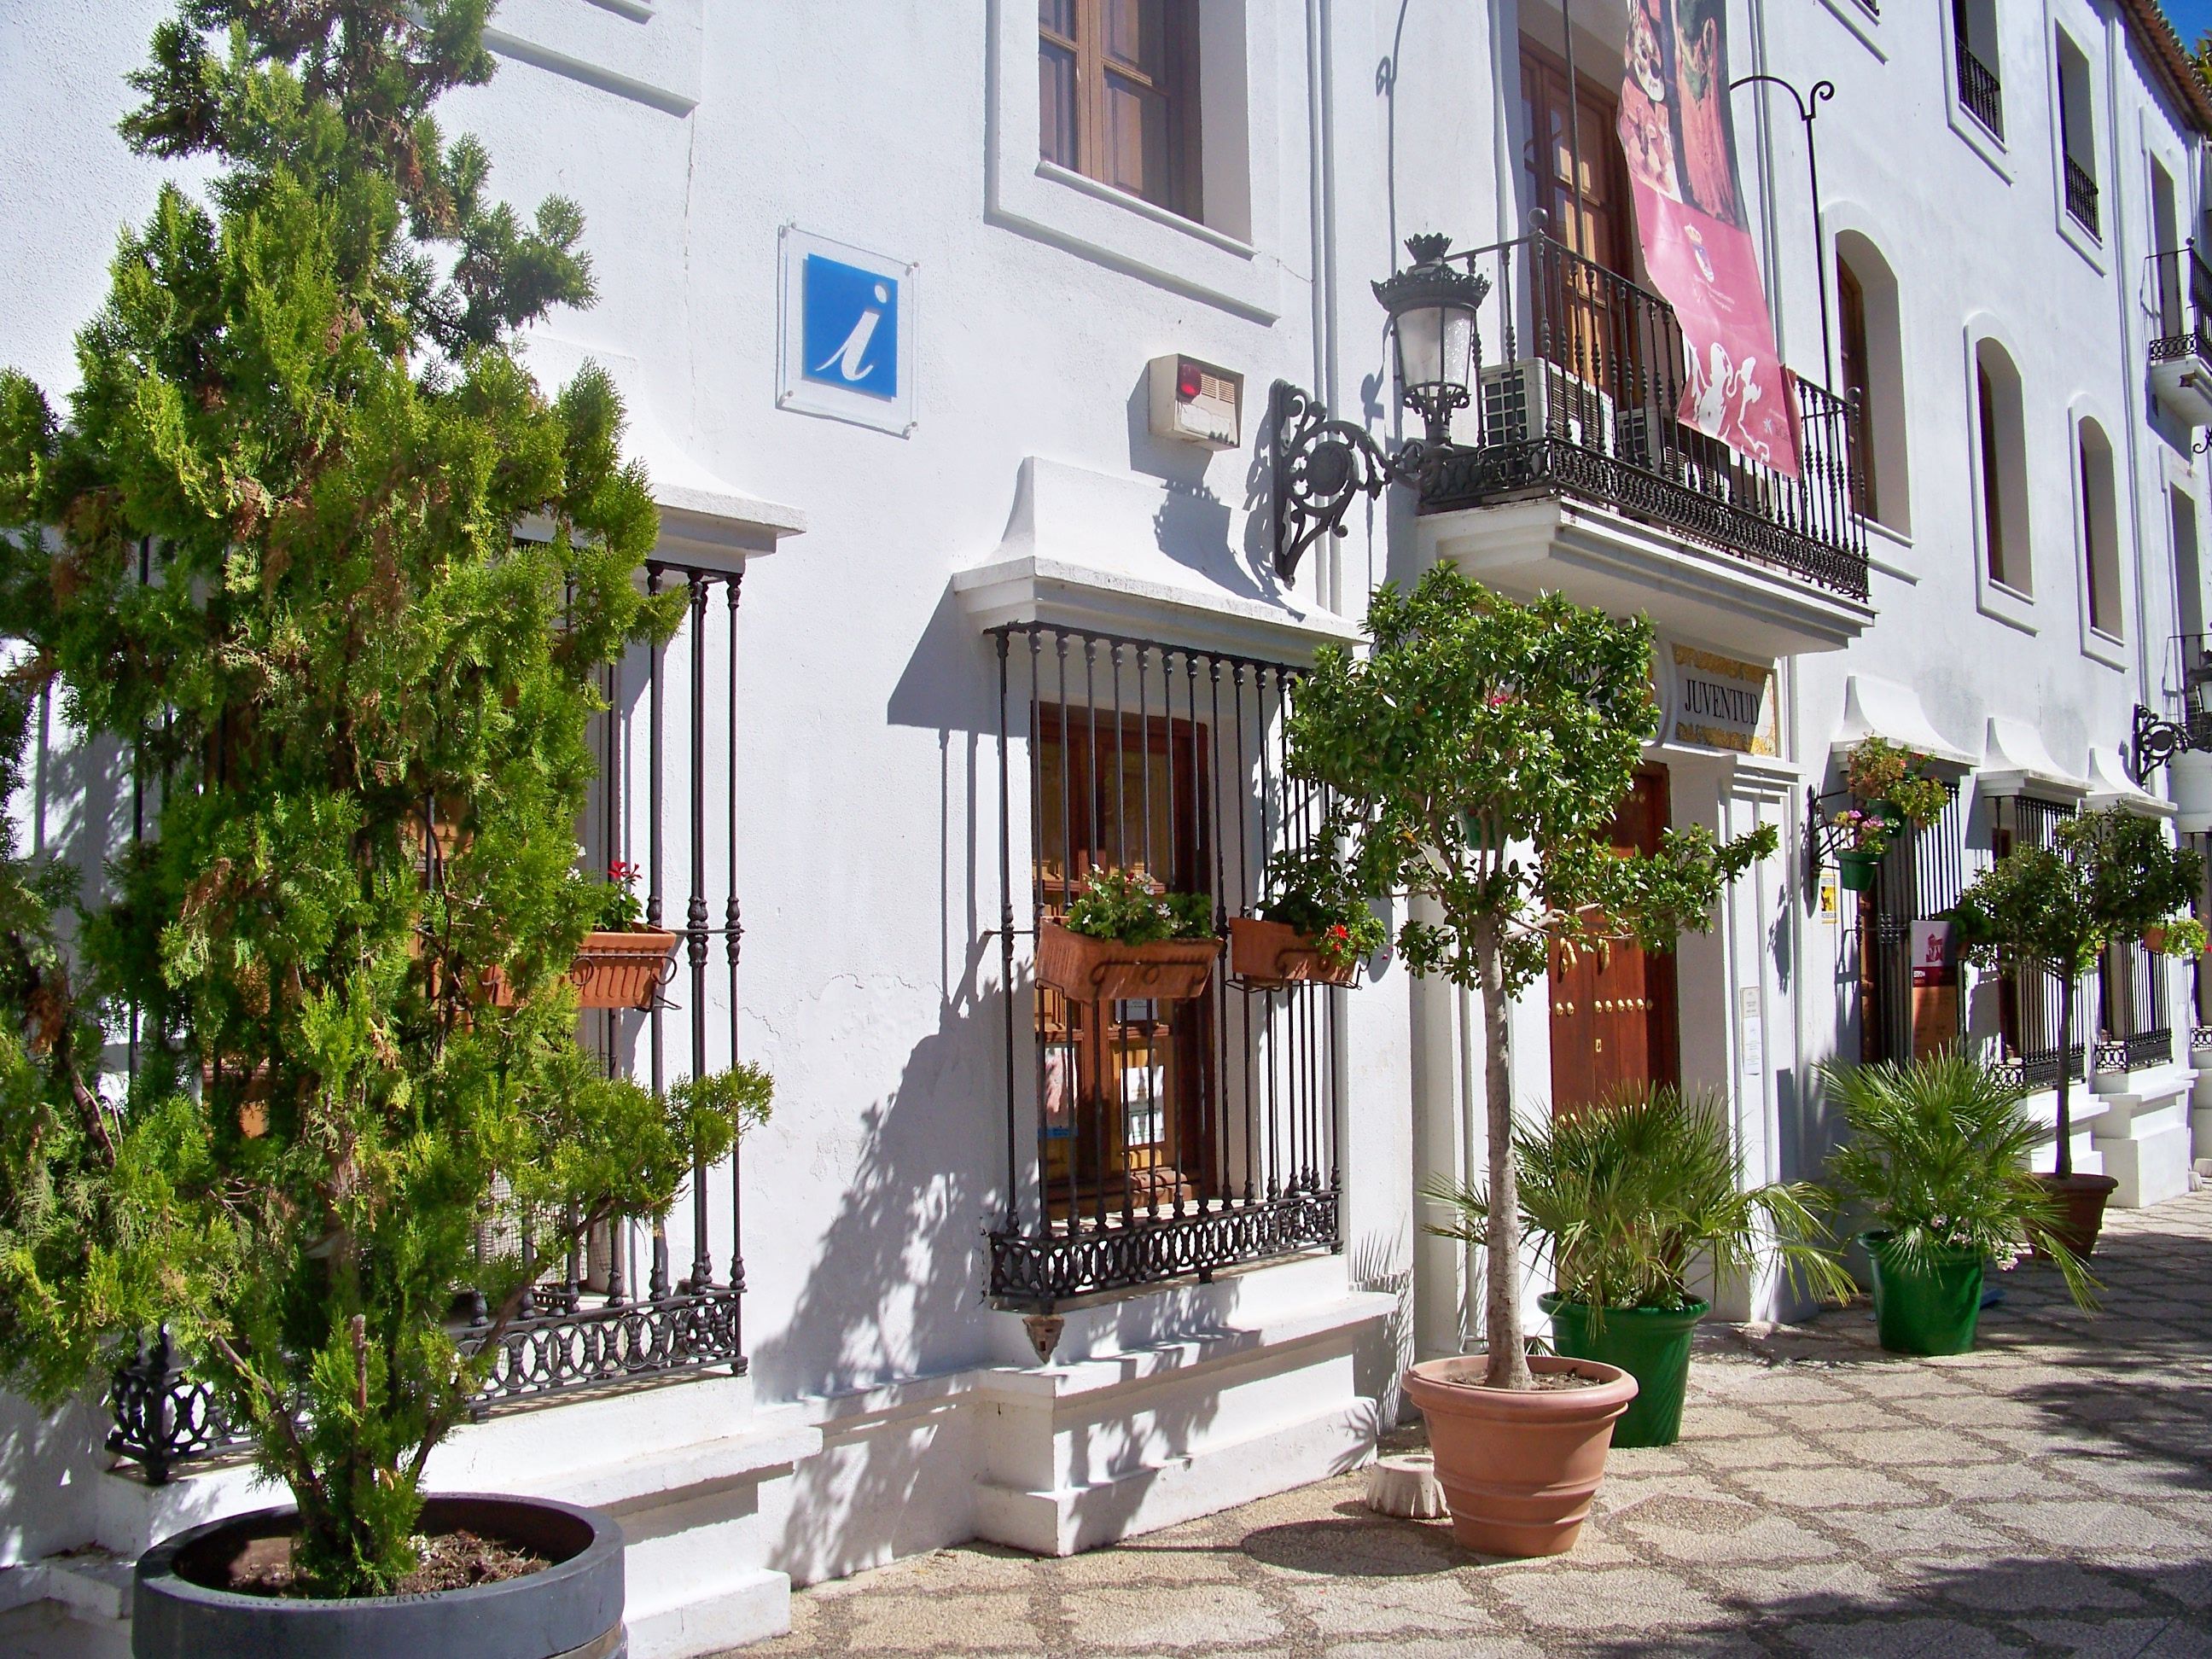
[132,1493,625,1659]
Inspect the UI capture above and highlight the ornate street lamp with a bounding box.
[1269,233,1489,585]
[1374,232,1489,446]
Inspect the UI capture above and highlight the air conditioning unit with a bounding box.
[1479,361,1612,453]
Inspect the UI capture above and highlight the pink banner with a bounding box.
[1618,0,1800,476]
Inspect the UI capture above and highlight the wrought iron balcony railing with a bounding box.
[2064,157,2100,238]
[2146,247,2212,368]
[107,557,755,1481]
[1957,44,2003,137]
[1413,231,1869,602]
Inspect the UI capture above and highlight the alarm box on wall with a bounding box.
[1147,354,1243,450]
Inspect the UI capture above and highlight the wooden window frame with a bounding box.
[1039,0,1204,224]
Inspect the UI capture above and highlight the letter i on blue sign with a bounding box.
[801,254,899,400]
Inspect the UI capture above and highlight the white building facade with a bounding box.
[3,1,2210,1652]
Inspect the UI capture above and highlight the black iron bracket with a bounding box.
[2130,701,2212,783]
[1269,381,1442,586]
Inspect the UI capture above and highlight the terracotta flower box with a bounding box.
[1229,917,1358,987]
[1034,922,1219,1003]
[487,928,679,1012]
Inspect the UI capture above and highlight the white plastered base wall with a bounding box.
[3,1255,1388,1656]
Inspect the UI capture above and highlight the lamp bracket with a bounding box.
[2130,701,2211,783]
[1268,381,1438,585]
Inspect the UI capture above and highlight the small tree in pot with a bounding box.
[1282,565,1773,1554]
[1949,809,2199,1257]
[0,2,767,1646]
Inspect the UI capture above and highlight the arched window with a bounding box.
[1836,234,1908,533]
[2078,420,2121,639]
[1974,341,2029,592]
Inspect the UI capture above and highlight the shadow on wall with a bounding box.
[1348,1227,1414,1429]
[0,1393,107,1566]
[1122,369,1277,607]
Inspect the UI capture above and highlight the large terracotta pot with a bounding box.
[1033,922,1220,1003]
[2032,1171,2121,1260]
[1228,917,1357,987]
[1402,1353,1638,1557]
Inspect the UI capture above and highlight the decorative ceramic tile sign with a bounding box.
[777,226,917,436]
[1669,643,1778,755]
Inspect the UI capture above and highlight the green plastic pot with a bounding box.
[1836,850,1878,892]
[1861,1230,1984,1356]
[1540,1293,1708,1447]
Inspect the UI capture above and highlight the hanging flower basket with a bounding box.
[487,928,679,1011]
[1229,917,1359,987]
[1836,850,1880,893]
[1034,921,1220,1003]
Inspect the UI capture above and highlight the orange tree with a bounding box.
[1282,565,1774,1388]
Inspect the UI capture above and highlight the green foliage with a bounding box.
[0,2,765,1598]
[1949,810,2199,1177]
[2152,914,2209,958]
[1842,736,1948,830]
[1259,824,1386,971]
[591,859,644,932]
[1062,869,1213,944]
[1282,567,1773,1387]
[1828,806,1892,858]
[1423,1086,1853,1325]
[1821,1055,2097,1313]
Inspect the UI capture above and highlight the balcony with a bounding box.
[1412,231,1871,660]
[2149,247,2212,428]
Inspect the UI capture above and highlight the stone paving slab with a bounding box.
[737,1189,2212,1656]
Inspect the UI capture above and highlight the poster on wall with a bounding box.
[1910,919,1959,1060]
[1616,0,1801,475]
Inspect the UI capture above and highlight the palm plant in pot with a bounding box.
[1948,809,2199,1258]
[1282,566,1773,1556]
[0,3,769,1652]
[1425,1086,1852,1447]
[1823,1055,2096,1355]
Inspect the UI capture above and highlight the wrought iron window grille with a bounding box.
[2064,157,2100,239]
[988,623,1343,1318]
[1271,231,1869,602]
[2147,246,2212,369]
[1809,783,1965,1066]
[1956,43,2003,138]
[107,556,754,1481]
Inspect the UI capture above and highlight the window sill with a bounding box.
[2082,624,2128,672]
[1033,161,1254,257]
[1819,0,1885,60]
[2056,199,2106,275]
[1977,578,2040,637]
[1947,95,2012,184]
[1863,516,1915,584]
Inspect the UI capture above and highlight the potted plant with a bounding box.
[490,860,678,1011]
[1232,829,1387,987]
[0,6,770,1650]
[1036,868,1220,1002]
[2141,913,2206,958]
[1427,1086,1852,1447]
[1843,735,1951,832]
[1823,1055,2096,1355]
[1281,566,1773,1555]
[1829,807,1892,893]
[1950,809,2200,1257]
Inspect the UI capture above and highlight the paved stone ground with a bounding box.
[742,1188,2212,1656]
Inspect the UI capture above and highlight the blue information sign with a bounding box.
[800,253,899,401]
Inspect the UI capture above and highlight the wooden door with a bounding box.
[1520,40,1638,395]
[1548,768,1681,1112]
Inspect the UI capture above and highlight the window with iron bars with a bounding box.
[1858,783,1965,1066]
[1988,795,2085,1091]
[987,623,1342,1309]
[107,556,754,1481]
